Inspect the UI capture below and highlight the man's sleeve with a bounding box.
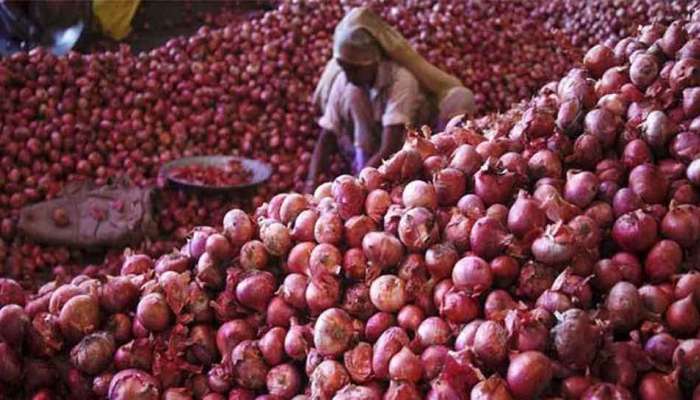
[382,67,422,127]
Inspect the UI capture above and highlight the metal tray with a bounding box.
[159,155,272,193]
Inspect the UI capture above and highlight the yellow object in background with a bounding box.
[92,0,141,41]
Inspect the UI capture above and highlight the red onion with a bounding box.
[342,248,368,281]
[332,175,366,220]
[372,327,410,380]
[266,296,297,328]
[584,108,621,148]
[402,180,438,210]
[638,372,682,400]
[507,191,546,238]
[531,223,576,265]
[421,345,449,381]
[416,317,451,348]
[661,204,700,247]
[0,304,29,347]
[666,295,700,335]
[310,360,349,399]
[491,255,520,288]
[70,331,115,375]
[344,342,373,384]
[313,308,353,357]
[58,294,100,342]
[584,44,616,78]
[644,240,682,283]
[309,243,342,279]
[470,216,511,260]
[284,322,311,361]
[673,339,700,386]
[473,320,508,369]
[443,211,474,252]
[369,275,407,313]
[291,209,319,243]
[389,346,423,383]
[344,215,377,249]
[266,363,301,399]
[286,242,314,276]
[362,232,404,269]
[639,284,673,314]
[216,319,255,358]
[380,149,422,183]
[506,351,553,400]
[425,243,458,280]
[581,383,633,400]
[458,194,486,218]
[470,375,513,400]
[365,312,396,343]
[236,271,275,312]
[108,369,160,400]
[398,207,438,252]
[606,281,642,333]
[612,210,658,252]
[452,256,493,294]
[365,189,391,222]
[314,211,343,245]
[474,159,516,206]
[239,240,269,270]
[230,340,268,390]
[630,53,659,89]
[449,144,483,176]
[645,333,679,366]
[223,209,254,246]
[305,275,341,316]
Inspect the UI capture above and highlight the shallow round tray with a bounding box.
[159,155,272,193]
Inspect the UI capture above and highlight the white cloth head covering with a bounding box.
[333,27,381,66]
[314,7,474,120]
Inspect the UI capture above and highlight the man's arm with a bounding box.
[305,129,337,193]
[366,124,404,168]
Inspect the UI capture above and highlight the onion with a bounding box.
[630,54,659,89]
[236,271,276,312]
[266,363,301,399]
[359,167,386,191]
[474,159,516,206]
[661,204,700,247]
[216,319,255,357]
[470,375,513,400]
[416,317,451,348]
[638,372,682,400]
[421,345,449,381]
[506,351,553,400]
[673,339,700,386]
[223,209,254,246]
[365,312,396,343]
[473,320,508,369]
[584,44,616,78]
[639,285,673,314]
[433,168,466,206]
[343,342,373,384]
[425,243,458,280]
[0,304,29,347]
[313,308,354,357]
[284,322,311,360]
[528,149,562,179]
[443,211,474,252]
[344,215,377,249]
[584,108,620,147]
[645,333,679,366]
[531,223,576,265]
[362,232,404,269]
[612,210,658,252]
[332,175,366,220]
[380,149,422,183]
[644,240,682,283]
[641,110,676,150]
[449,144,483,176]
[389,346,423,383]
[231,340,268,390]
[552,309,600,370]
[581,383,633,400]
[239,240,269,270]
[291,210,319,242]
[286,242,314,275]
[305,275,341,316]
[470,216,511,260]
[0,342,22,383]
[666,295,700,335]
[398,207,438,252]
[516,262,555,301]
[606,281,642,333]
[403,180,438,210]
[70,331,115,375]
[309,243,342,279]
[507,191,546,238]
[369,275,407,313]
[314,211,343,245]
[452,256,493,294]
[58,294,100,342]
[108,369,160,400]
[365,189,391,222]
[564,170,599,208]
